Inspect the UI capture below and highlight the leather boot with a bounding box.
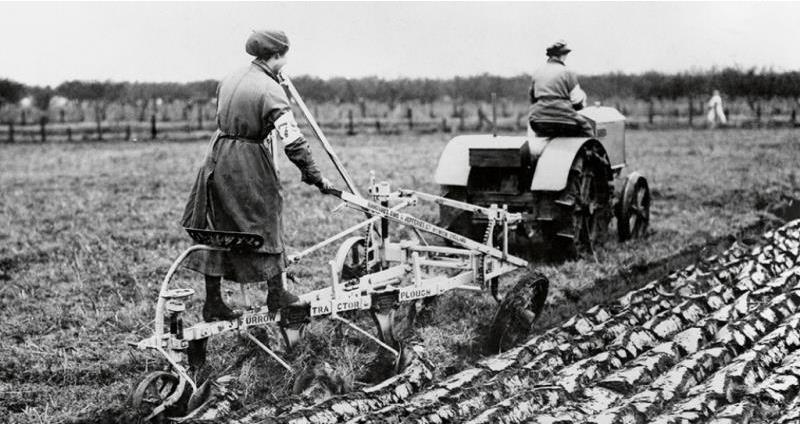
[266,274,306,312]
[203,276,242,322]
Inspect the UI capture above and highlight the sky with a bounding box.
[2,1,800,86]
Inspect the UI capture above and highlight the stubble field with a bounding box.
[1,127,798,422]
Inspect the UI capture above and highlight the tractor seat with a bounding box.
[529,121,592,138]
[184,228,264,251]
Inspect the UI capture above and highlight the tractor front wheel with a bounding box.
[616,172,651,241]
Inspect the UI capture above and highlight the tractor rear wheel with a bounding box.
[541,144,612,260]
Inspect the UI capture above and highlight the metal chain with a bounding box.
[362,224,375,276]
[483,218,497,247]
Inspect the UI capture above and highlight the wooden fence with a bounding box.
[2,99,799,143]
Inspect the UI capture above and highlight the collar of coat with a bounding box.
[547,57,565,66]
[251,59,280,83]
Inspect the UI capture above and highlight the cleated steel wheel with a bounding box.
[616,172,651,241]
[542,143,612,260]
[487,272,549,353]
[129,370,185,421]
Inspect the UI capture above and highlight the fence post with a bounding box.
[648,100,654,125]
[441,117,450,133]
[491,93,497,135]
[151,114,157,140]
[347,109,356,136]
[20,110,26,126]
[8,122,14,143]
[375,119,381,134]
[125,125,131,141]
[792,109,797,126]
[39,116,47,142]
[406,107,413,130]
[688,97,693,127]
[198,105,203,130]
[96,117,103,141]
[756,103,762,126]
[67,127,72,142]
[476,108,486,131]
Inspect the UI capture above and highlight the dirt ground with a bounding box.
[1,127,798,422]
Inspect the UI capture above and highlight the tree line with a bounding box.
[2,67,800,111]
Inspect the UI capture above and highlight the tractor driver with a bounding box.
[182,29,333,321]
[528,40,593,137]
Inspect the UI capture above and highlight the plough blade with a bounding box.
[279,305,311,350]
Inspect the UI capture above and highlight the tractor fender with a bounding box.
[530,138,609,192]
[434,135,527,187]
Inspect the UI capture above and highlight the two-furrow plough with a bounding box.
[126,75,548,421]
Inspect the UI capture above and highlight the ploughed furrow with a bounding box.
[592,271,800,423]
[233,346,433,423]
[707,350,800,423]
[355,267,745,422]
[351,224,800,424]
[468,267,800,424]
[653,313,800,423]
[215,220,800,424]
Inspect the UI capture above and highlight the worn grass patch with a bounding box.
[1,128,798,422]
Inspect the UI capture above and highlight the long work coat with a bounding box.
[528,58,593,136]
[181,61,322,283]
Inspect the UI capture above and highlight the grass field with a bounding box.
[1,127,798,422]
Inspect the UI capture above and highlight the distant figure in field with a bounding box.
[528,40,592,137]
[706,89,727,128]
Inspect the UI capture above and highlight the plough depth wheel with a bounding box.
[487,272,549,353]
[334,233,380,281]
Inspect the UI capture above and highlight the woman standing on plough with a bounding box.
[182,30,332,321]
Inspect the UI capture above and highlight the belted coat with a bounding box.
[181,60,323,283]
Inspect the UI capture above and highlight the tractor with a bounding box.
[435,105,651,259]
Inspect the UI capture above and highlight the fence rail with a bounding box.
[2,104,799,144]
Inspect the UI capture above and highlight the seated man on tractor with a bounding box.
[528,40,593,137]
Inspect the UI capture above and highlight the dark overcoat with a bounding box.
[181,61,322,283]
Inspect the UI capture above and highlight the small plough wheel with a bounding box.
[333,231,381,281]
[129,370,184,420]
[616,172,651,241]
[487,272,549,353]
